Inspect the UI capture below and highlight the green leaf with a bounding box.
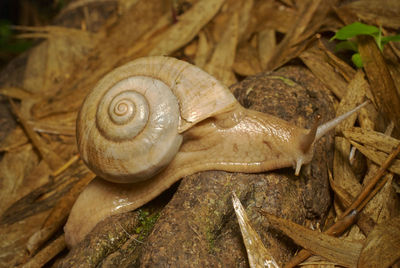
[352,53,363,68]
[331,22,379,41]
[375,25,383,51]
[335,40,358,52]
[381,34,400,46]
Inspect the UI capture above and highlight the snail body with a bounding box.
[66,56,368,247]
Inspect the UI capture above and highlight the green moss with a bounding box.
[205,227,216,253]
[134,209,160,241]
[269,75,297,87]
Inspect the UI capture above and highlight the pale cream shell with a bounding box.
[77,56,237,183]
[114,56,238,132]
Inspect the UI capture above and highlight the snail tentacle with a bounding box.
[67,56,369,247]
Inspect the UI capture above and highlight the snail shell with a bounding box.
[77,56,237,183]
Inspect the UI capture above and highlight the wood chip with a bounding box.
[0,144,40,217]
[27,169,95,255]
[343,127,400,155]
[194,30,210,68]
[358,214,400,267]
[335,70,367,133]
[237,0,254,42]
[0,87,34,100]
[258,29,276,70]
[329,175,375,235]
[263,212,363,268]
[266,0,321,70]
[350,141,400,175]
[357,35,400,135]
[333,71,367,200]
[2,1,400,266]
[22,234,66,268]
[204,11,239,86]
[9,100,64,171]
[233,41,262,76]
[0,127,29,152]
[300,44,348,99]
[337,0,400,29]
[250,1,296,34]
[149,0,225,56]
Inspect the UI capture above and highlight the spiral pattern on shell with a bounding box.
[77,56,237,184]
[77,75,183,183]
[96,82,150,141]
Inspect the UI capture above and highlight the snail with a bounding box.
[65,56,368,247]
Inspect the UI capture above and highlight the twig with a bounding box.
[21,235,66,268]
[51,154,80,177]
[26,171,95,255]
[341,143,400,216]
[284,143,400,267]
[8,98,64,171]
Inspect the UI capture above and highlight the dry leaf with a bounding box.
[194,31,211,68]
[29,112,77,136]
[337,0,400,29]
[18,26,99,95]
[149,0,225,56]
[343,127,400,155]
[333,72,368,216]
[58,0,119,16]
[32,0,169,119]
[233,41,262,76]
[258,29,276,70]
[363,171,396,225]
[318,40,356,82]
[250,1,296,35]
[10,100,64,170]
[300,44,348,99]
[358,214,400,267]
[266,0,321,70]
[263,212,363,268]
[329,175,375,235]
[232,193,279,268]
[183,40,198,57]
[335,70,367,133]
[22,234,66,268]
[237,0,254,42]
[0,212,50,267]
[333,136,361,201]
[27,170,94,255]
[204,12,239,86]
[0,87,34,100]
[350,141,400,175]
[300,255,336,268]
[0,144,39,216]
[0,127,28,152]
[343,127,400,222]
[357,35,400,134]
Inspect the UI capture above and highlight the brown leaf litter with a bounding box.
[0,0,400,267]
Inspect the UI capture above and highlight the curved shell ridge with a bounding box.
[78,67,183,183]
[118,56,237,132]
[174,64,237,132]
